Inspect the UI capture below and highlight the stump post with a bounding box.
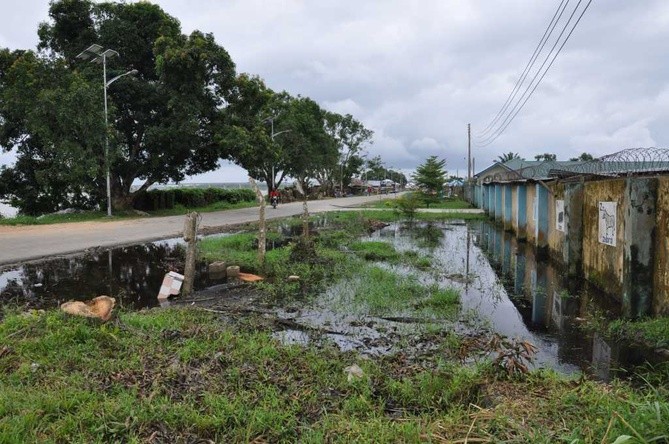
[182,211,200,297]
[249,177,267,267]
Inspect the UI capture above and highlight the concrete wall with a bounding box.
[655,177,669,315]
[536,184,549,249]
[504,185,513,231]
[547,182,566,260]
[511,185,519,233]
[516,184,528,240]
[470,174,669,316]
[582,179,626,299]
[495,184,503,224]
[526,184,537,245]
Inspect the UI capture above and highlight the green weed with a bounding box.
[608,317,669,349]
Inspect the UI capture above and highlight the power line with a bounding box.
[475,0,593,147]
[476,0,585,145]
[478,0,571,138]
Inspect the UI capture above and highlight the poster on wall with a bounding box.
[598,201,617,246]
[556,200,565,232]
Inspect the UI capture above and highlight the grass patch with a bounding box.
[337,265,460,317]
[1,309,667,443]
[364,195,472,210]
[349,241,400,261]
[332,209,485,222]
[428,287,460,308]
[608,317,669,349]
[0,200,258,226]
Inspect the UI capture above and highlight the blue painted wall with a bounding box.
[517,184,527,239]
[495,184,502,222]
[536,184,549,248]
[504,185,512,228]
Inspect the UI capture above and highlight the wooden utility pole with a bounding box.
[182,211,200,297]
[248,177,267,267]
[467,123,472,181]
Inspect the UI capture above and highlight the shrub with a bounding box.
[134,187,256,211]
[393,193,422,220]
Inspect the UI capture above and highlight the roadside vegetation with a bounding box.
[0,199,258,226]
[1,307,667,442]
[608,316,669,350]
[366,195,473,210]
[1,212,667,442]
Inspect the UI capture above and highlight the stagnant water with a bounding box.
[369,220,655,379]
[0,219,656,379]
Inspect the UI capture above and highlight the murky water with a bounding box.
[0,218,657,379]
[290,219,653,379]
[0,223,306,311]
[0,240,218,310]
[412,219,653,379]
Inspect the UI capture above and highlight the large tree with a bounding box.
[0,0,236,214]
[0,49,105,214]
[319,112,373,196]
[412,156,447,207]
[280,96,334,192]
[222,74,293,190]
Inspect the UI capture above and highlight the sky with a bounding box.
[1,0,669,182]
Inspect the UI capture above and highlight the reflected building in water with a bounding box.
[472,219,656,379]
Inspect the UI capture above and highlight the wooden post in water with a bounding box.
[295,177,309,238]
[248,177,266,267]
[182,211,200,297]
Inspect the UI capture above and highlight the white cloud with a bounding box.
[2,0,669,181]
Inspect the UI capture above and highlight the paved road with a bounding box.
[0,194,395,266]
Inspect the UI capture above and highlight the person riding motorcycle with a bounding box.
[269,188,279,208]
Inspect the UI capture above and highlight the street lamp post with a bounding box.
[265,117,290,191]
[77,44,137,217]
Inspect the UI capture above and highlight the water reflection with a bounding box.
[0,220,320,311]
[371,219,653,379]
[0,239,220,310]
[470,220,658,379]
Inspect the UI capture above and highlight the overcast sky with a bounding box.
[1,0,669,182]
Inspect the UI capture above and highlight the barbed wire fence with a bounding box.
[481,148,669,183]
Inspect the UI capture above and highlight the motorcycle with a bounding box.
[270,195,279,209]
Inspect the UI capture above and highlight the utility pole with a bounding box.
[467,123,471,181]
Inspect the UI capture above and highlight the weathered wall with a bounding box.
[511,185,519,232]
[654,177,669,315]
[479,174,669,317]
[582,179,626,298]
[536,185,550,249]
[622,178,658,317]
[503,185,513,230]
[547,182,566,262]
[526,184,537,245]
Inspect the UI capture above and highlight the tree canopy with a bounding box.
[0,0,380,215]
[412,156,447,206]
[569,152,595,161]
[497,152,522,163]
[0,0,236,214]
[534,153,557,162]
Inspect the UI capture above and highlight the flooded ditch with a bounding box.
[0,217,659,380]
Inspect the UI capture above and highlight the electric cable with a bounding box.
[478,0,571,137]
[475,0,593,147]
